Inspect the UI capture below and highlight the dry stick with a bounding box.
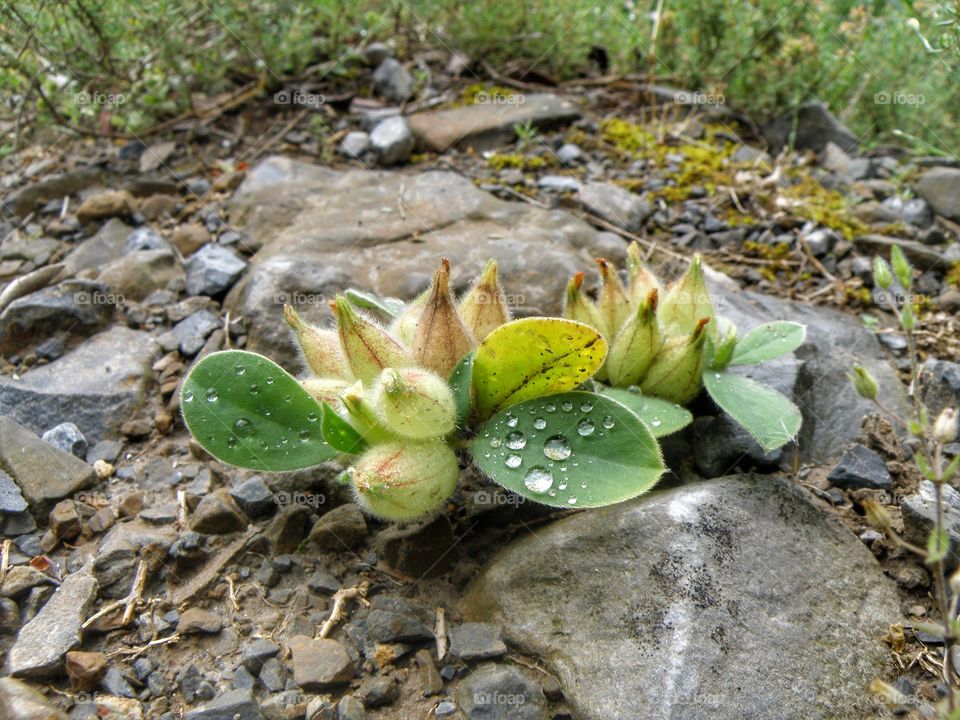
[122,559,148,626]
[318,582,369,639]
[0,539,10,590]
[434,607,448,663]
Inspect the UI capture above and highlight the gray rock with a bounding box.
[242,638,280,674]
[692,414,782,478]
[0,280,114,352]
[456,664,548,720]
[41,422,88,459]
[4,167,103,218]
[97,249,183,301]
[762,101,857,153]
[307,570,341,595]
[189,489,248,534]
[339,131,370,159]
[0,470,29,515]
[820,141,872,180]
[62,218,133,273]
[372,58,414,104]
[827,443,892,490]
[366,595,432,643]
[185,243,246,296]
[730,145,771,165]
[85,439,123,465]
[230,476,276,518]
[537,175,581,193]
[337,695,366,720]
[449,623,507,661]
[881,196,933,229]
[0,676,69,719]
[309,503,368,550]
[356,676,399,708]
[168,309,221,355]
[921,359,960,426]
[801,228,836,257]
[258,657,284,692]
[370,117,414,166]
[93,520,177,598]
[902,480,960,570]
[288,636,354,690]
[363,42,392,66]
[8,570,97,677]
[408,93,580,152]
[0,326,156,444]
[556,143,582,165]
[576,182,651,233]
[185,688,263,720]
[123,226,170,254]
[915,167,960,220]
[101,667,136,697]
[462,474,899,720]
[0,417,95,518]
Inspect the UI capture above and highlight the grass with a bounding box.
[1,1,958,150]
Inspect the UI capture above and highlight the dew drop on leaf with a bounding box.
[650,418,662,428]
[299,429,310,443]
[235,364,246,376]
[533,418,547,430]
[577,418,596,436]
[602,415,616,429]
[226,436,238,449]
[205,388,218,402]
[307,412,318,422]
[183,390,194,403]
[543,435,572,461]
[234,418,253,436]
[561,401,574,412]
[507,416,519,428]
[580,400,594,412]
[250,383,259,394]
[266,376,275,385]
[489,437,503,448]
[545,403,556,413]
[524,466,553,493]
[505,431,526,450]
[568,496,578,505]
[506,454,522,469]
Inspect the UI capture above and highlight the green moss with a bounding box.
[843,285,872,307]
[776,173,868,240]
[460,83,524,106]
[946,262,960,288]
[600,118,658,155]
[486,153,550,171]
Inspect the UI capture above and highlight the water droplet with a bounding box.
[250,383,259,394]
[226,436,238,449]
[533,418,547,430]
[568,496,578,505]
[183,390,194,403]
[280,436,289,445]
[543,435,572,461]
[713,373,721,379]
[561,401,574,412]
[580,482,587,489]
[577,418,596,436]
[602,415,615,429]
[505,431,527,450]
[283,394,292,403]
[580,400,594,412]
[205,388,218,402]
[558,482,567,490]
[489,437,503,448]
[307,412,318,422]
[650,418,662,428]
[506,454,522,469]
[299,429,310,443]
[234,418,253,436]
[545,403,556,413]
[507,416,519,428]
[548,489,557,497]
[235,364,246,376]
[524,466,553,493]
[266,376,275,385]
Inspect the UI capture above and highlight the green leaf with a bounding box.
[471,390,664,509]
[703,371,802,452]
[596,387,693,437]
[473,318,607,420]
[448,352,475,431]
[320,402,368,455]
[344,288,405,318]
[729,322,806,366]
[181,350,336,471]
[926,527,950,565]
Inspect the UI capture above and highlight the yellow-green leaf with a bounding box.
[472,318,607,420]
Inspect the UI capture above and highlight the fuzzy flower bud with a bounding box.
[458,259,510,342]
[595,258,632,337]
[606,289,662,387]
[658,254,716,339]
[301,377,350,408]
[933,408,958,444]
[872,257,892,290]
[284,304,352,380]
[861,498,892,532]
[371,367,456,440]
[389,290,428,346]
[340,381,394,444]
[890,245,913,289]
[563,273,604,332]
[412,258,475,378]
[848,363,879,401]
[626,241,663,308]
[335,296,413,383]
[640,317,709,404]
[351,440,459,521]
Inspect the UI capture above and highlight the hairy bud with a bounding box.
[626,241,663,308]
[890,245,912,289]
[335,296,413,383]
[351,440,459,521]
[563,273,604,331]
[847,363,878,401]
[458,259,510,342]
[340,381,394,444]
[933,408,958,444]
[301,377,351,408]
[390,290,428,346]
[658,254,716,339]
[606,290,662,387]
[640,318,709,404]
[371,367,456,440]
[284,304,352,380]
[872,257,893,290]
[412,258,475,378]
[862,498,892,532]
[595,258,632,337]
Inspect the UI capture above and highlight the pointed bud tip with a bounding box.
[646,288,659,312]
[283,303,301,330]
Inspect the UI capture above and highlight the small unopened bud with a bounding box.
[950,566,960,596]
[458,259,511,342]
[389,290,428,346]
[710,317,737,370]
[626,241,663,307]
[847,363,878,401]
[861,498,892,532]
[933,408,958,444]
[606,290,662,387]
[564,272,604,332]
[640,317,709,404]
[595,258,632,337]
[872,257,892,290]
[351,440,459,521]
[301,377,351,408]
[284,304,352,380]
[890,245,912,289]
[335,296,413,383]
[412,258,475,378]
[340,381,393,444]
[371,367,456,440]
[658,254,716,339]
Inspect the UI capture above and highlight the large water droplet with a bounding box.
[266,376,275,385]
[577,418,596,436]
[602,415,615,429]
[506,454,522,469]
[543,435,572,461]
[524,466,553,493]
[545,403,556,413]
[561,401,574,412]
[183,390,194,403]
[533,418,547,430]
[507,416,519,428]
[235,364,246,376]
[205,388,219,402]
[307,411,318,422]
[505,431,526,450]
[568,496,578,506]
[234,418,253,436]
[299,429,311,443]
[580,400,594,412]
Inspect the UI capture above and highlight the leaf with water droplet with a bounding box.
[703,370,802,451]
[596,387,693,438]
[471,391,664,508]
[472,318,607,420]
[181,350,337,471]
[728,321,806,366]
[320,402,369,455]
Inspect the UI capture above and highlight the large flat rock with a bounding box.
[462,474,898,720]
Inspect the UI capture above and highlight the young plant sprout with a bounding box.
[181,258,665,521]
[564,242,807,451]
